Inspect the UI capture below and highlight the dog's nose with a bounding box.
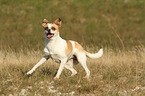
[48,29,51,33]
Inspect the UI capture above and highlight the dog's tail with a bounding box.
[84,48,103,59]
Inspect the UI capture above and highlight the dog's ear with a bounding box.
[42,19,49,28]
[54,18,62,27]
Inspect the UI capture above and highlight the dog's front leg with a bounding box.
[27,56,50,75]
[54,58,67,79]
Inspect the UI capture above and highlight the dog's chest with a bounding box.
[47,41,65,54]
[48,47,64,63]
[46,39,66,60]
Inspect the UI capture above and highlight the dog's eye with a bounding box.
[51,27,56,31]
[44,27,48,30]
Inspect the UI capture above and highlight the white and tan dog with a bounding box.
[27,18,103,79]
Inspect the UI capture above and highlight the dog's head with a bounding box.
[42,18,61,39]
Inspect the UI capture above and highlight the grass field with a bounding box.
[0,48,145,95]
[0,0,145,51]
[0,0,145,95]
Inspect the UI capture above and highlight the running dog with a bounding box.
[27,18,103,79]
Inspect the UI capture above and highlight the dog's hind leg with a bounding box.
[65,59,77,76]
[27,56,50,75]
[76,52,90,79]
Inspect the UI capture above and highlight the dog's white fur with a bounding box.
[27,18,103,79]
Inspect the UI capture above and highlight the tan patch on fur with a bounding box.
[51,24,59,31]
[84,50,88,55]
[51,24,60,36]
[42,19,49,28]
[42,23,48,28]
[65,40,73,56]
[75,42,83,52]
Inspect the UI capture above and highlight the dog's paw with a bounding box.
[26,70,33,75]
[83,75,89,79]
[53,77,59,80]
[71,71,77,76]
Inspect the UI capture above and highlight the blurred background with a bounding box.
[0,0,144,51]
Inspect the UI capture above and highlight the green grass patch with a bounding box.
[0,0,145,51]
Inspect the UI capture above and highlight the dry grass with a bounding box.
[0,48,145,95]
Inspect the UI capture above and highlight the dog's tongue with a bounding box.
[47,34,53,38]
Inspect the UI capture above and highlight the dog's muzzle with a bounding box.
[45,29,54,38]
[47,33,54,38]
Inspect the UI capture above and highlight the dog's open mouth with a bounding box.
[47,33,54,38]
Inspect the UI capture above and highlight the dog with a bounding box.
[27,18,103,79]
